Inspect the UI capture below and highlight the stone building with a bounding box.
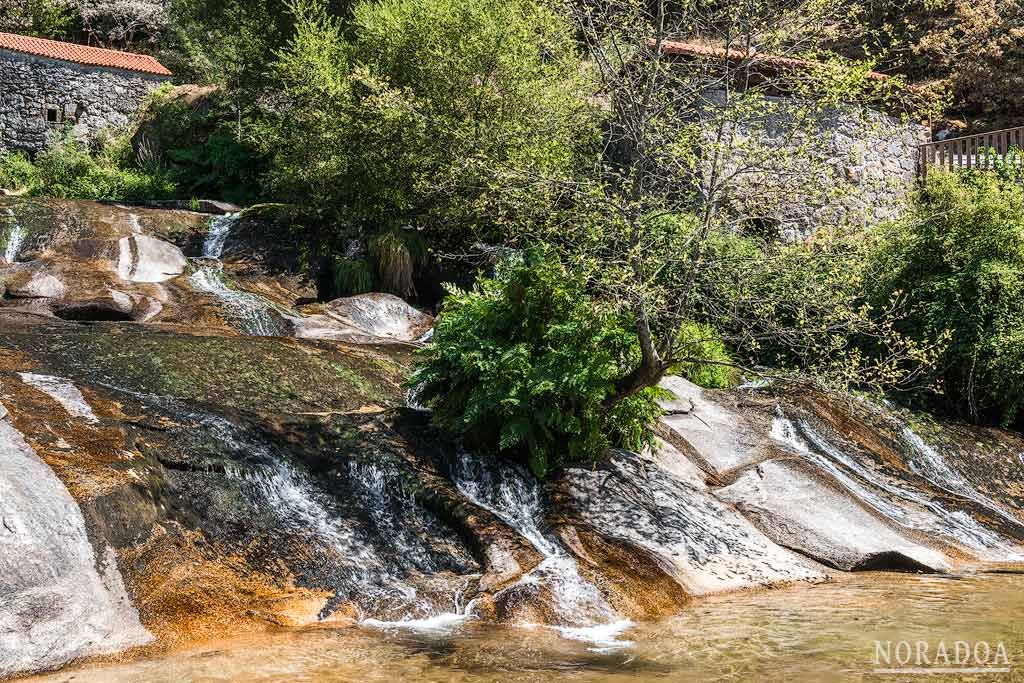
[0,32,172,155]
[660,40,929,239]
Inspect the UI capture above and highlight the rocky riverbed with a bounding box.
[1,200,1023,680]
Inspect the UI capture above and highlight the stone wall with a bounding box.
[704,92,929,241]
[0,49,168,155]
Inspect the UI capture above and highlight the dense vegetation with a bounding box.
[413,250,665,478]
[2,0,1022,475]
[870,172,1024,427]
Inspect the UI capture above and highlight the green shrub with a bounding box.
[368,228,427,299]
[411,249,665,479]
[21,131,175,201]
[0,152,41,192]
[672,322,739,389]
[869,171,1024,424]
[138,88,267,203]
[331,257,374,297]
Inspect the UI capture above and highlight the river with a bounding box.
[26,572,1024,682]
[4,200,1024,682]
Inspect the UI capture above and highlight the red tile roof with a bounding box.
[0,32,171,77]
[655,39,889,81]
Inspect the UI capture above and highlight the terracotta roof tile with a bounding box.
[654,39,889,81]
[0,32,171,77]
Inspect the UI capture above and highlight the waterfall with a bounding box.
[190,405,485,623]
[203,213,237,259]
[190,214,286,337]
[188,266,286,337]
[771,410,1024,560]
[3,223,25,262]
[899,425,1024,531]
[450,453,633,651]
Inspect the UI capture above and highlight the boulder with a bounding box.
[717,459,952,572]
[117,235,187,284]
[4,271,66,299]
[657,376,769,477]
[0,414,152,678]
[550,451,828,598]
[292,293,434,343]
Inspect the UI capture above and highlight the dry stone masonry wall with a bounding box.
[0,49,168,155]
[705,91,928,240]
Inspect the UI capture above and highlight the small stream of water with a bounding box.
[771,411,1024,560]
[451,453,633,650]
[3,216,25,262]
[188,214,287,336]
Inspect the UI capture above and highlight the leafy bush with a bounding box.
[137,87,268,203]
[411,250,665,479]
[0,151,41,191]
[8,131,175,201]
[869,171,1024,424]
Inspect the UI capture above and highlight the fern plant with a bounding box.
[411,249,665,479]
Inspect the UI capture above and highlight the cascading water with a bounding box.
[771,409,1024,560]
[899,424,1024,531]
[450,453,634,651]
[3,222,25,262]
[203,213,236,259]
[189,214,287,337]
[123,391,475,622]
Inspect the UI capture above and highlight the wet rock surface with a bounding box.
[2,199,1023,678]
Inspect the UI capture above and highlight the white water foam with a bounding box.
[451,452,633,651]
[361,612,477,635]
[547,619,636,652]
[4,222,25,262]
[17,373,99,423]
[189,265,285,337]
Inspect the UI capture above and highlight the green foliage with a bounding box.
[0,0,76,39]
[260,0,594,243]
[411,250,665,479]
[138,88,267,204]
[671,322,739,389]
[3,131,175,201]
[0,152,42,192]
[869,171,1024,425]
[331,257,374,297]
[368,228,426,299]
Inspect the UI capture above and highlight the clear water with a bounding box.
[27,572,1024,682]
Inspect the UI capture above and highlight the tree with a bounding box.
[0,0,75,38]
[839,0,1024,123]
[258,0,594,241]
[869,172,1024,426]
[71,0,168,48]
[487,0,928,408]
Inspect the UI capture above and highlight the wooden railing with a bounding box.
[920,126,1024,176]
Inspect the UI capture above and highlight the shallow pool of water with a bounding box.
[29,572,1024,682]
